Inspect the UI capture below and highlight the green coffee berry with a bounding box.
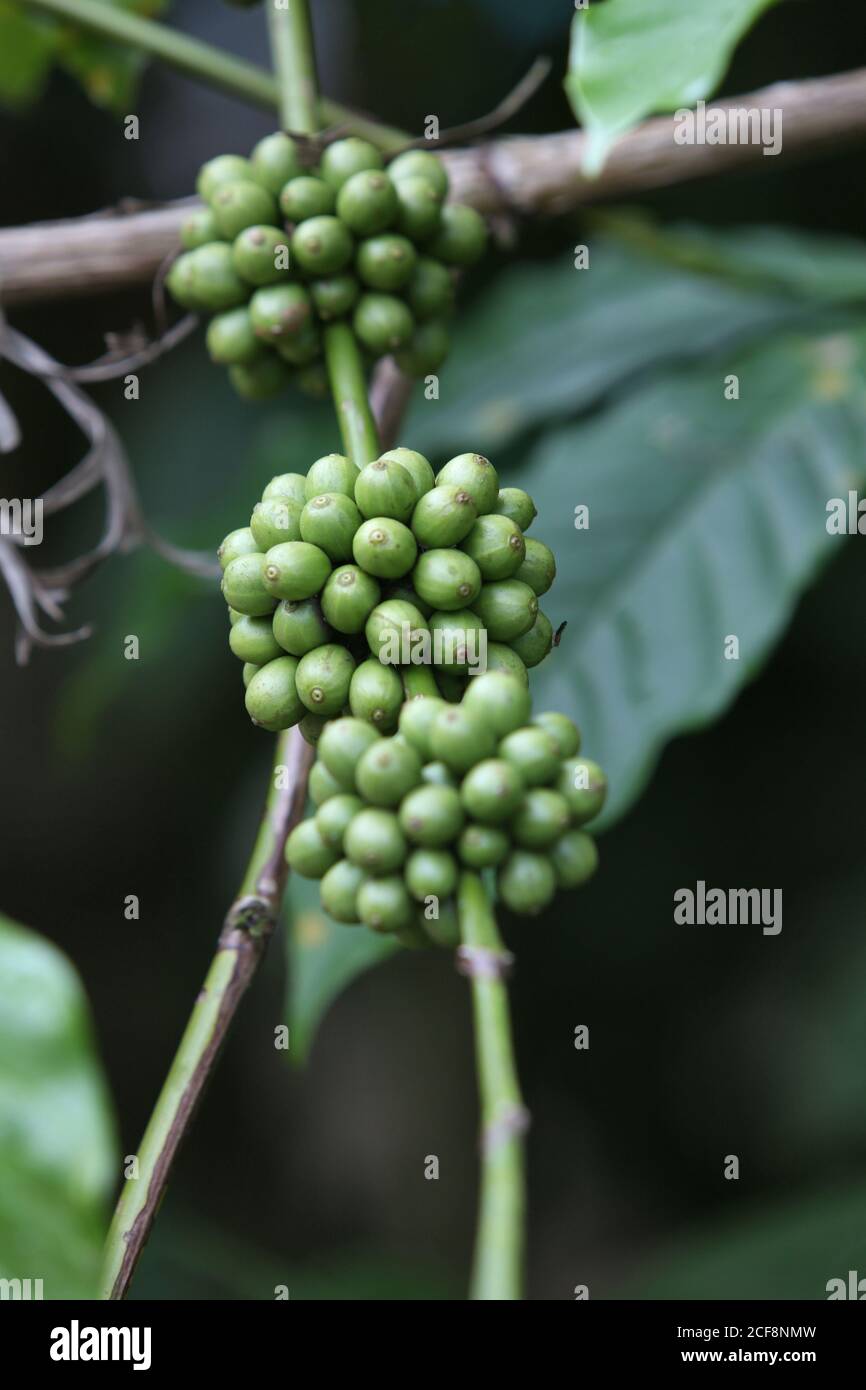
[421,760,457,787]
[229,355,291,401]
[272,597,331,656]
[263,473,307,506]
[229,614,283,665]
[295,643,355,717]
[316,793,364,848]
[463,670,530,735]
[321,564,381,634]
[428,609,485,674]
[472,579,537,641]
[511,788,571,849]
[242,663,259,689]
[345,807,406,875]
[263,540,331,601]
[365,598,428,663]
[557,758,607,825]
[420,897,461,948]
[228,607,244,626]
[222,552,277,616]
[354,458,417,522]
[206,307,262,366]
[510,610,553,668]
[460,514,525,581]
[411,484,476,548]
[551,830,598,889]
[300,492,362,562]
[413,549,481,611]
[395,320,450,377]
[212,180,278,240]
[353,517,417,579]
[197,153,251,202]
[498,850,556,916]
[299,712,329,745]
[495,487,537,533]
[349,659,403,731]
[395,176,443,240]
[353,293,414,355]
[499,726,560,788]
[310,273,360,321]
[309,759,345,806]
[291,216,354,276]
[435,670,469,703]
[517,538,556,597]
[320,137,384,189]
[245,655,304,731]
[250,131,303,194]
[274,322,321,365]
[378,448,434,501]
[285,819,339,879]
[436,453,498,515]
[319,717,380,789]
[406,258,455,321]
[405,848,457,902]
[428,204,488,266]
[176,242,249,311]
[461,758,525,823]
[429,704,496,773]
[305,454,359,500]
[399,784,464,847]
[356,737,423,807]
[232,225,291,287]
[458,824,510,870]
[398,695,449,760]
[320,859,367,923]
[533,711,581,759]
[180,206,221,251]
[218,527,258,570]
[485,643,529,685]
[250,498,302,550]
[279,175,336,223]
[165,252,200,310]
[357,234,417,291]
[335,169,398,235]
[388,149,449,199]
[249,284,312,342]
[357,876,413,933]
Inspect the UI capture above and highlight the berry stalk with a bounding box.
[324,321,383,467]
[267,0,320,135]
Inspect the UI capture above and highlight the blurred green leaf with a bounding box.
[0,914,116,1297]
[566,0,781,173]
[0,1,58,105]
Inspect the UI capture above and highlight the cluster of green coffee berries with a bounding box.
[219,446,556,737]
[167,133,488,400]
[285,672,605,936]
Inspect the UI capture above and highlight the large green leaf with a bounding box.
[522,327,866,827]
[0,914,116,1297]
[565,0,781,173]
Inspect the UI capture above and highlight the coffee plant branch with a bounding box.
[2,65,865,305]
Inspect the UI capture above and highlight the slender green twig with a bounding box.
[457,871,528,1300]
[267,0,319,135]
[324,323,382,467]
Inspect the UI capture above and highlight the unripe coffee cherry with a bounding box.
[460,514,526,581]
[229,615,283,665]
[345,808,407,875]
[399,784,464,847]
[310,274,360,321]
[460,758,524,823]
[435,670,468,703]
[291,215,354,275]
[222,553,277,617]
[358,876,413,933]
[180,207,221,251]
[395,320,450,377]
[232,225,290,287]
[320,859,367,923]
[365,598,428,663]
[250,499,302,550]
[356,736,423,807]
[551,830,598,889]
[421,761,457,787]
[495,487,537,533]
[472,579,537,641]
[485,643,529,685]
[228,608,243,626]
[250,131,303,194]
[458,824,510,869]
[498,850,556,915]
[275,317,322,362]
[349,659,403,730]
[272,597,332,656]
[412,549,481,612]
[557,758,608,825]
[357,234,417,292]
[499,726,560,787]
[398,695,449,760]
[321,564,381,634]
[420,898,461,949]
[517,538,556,596]
[511,788,571,849]
[320,137,384,189]
[218,527,258,570]
[285,819,339,879]
[309,759,345,806]
[353,293,415,355]
[428,609,485,673]
[305,454,359,501]
[532,711,581,759]
[197,154,252,202]
[207,307,262,366]
[411,485,477,548]
[242,663,259,689]
[279,175,336,222]
[171,243,249,312]
[212,180,278,240]
[316,793,364,848]
[245,655,304,731]
[462,670,531,736]
[263,541,331,601]
[300,492,362,562]
[405,848,458,902]
[435,453,498,515]
[395,176,443,240]
[295,643,355,717]
[378,448,435,501]
[429,704,496,773]
[249,284,312,342]
[263,472,307,506]
[299,713,328,745]
[229,356,291,401]
[510,610,553,668]
[428,205,488,266]
[319,717,380,789]
[336,170,398,235]
[353,518,417,579]
[355,458,417,521]
[406,258,455,321]
[388,149,449,200]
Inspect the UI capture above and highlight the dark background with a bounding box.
[2,0,866,1299]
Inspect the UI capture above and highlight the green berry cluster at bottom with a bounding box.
[286,671,606,944]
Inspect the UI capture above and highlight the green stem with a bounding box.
[402,667,440,699]
[267,0,319,134]
[100,730,313,1300]
[324,323,381,467]
[23,0,406,148]
[457,871,528,1300]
